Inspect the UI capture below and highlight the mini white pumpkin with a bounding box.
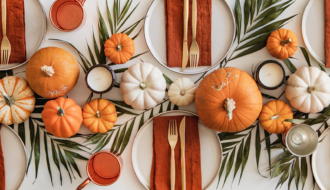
[120,62,166,110]
[285,66,330,113]
[0,76,36,125]
[168,77,197,107]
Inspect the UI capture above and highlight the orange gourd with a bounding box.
[266,28,298,60]
[259,100,293,134]
[0,76,35,125]
[26,47,80,99]
[42,97,83,138]
[82,99,117,133]
[195,67,263,132]
[104,33,135,64]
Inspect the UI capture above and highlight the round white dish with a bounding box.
[302,0,325,65]
[1,125,27,190]
[131,110,222,190]
[0,0,47,71]
[311,126,330,190]
[144,0,235,75]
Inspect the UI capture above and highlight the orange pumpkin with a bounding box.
[195,67,263,132]
[26,47,80,99]
[266,28,298,60]
[259,100,293,134]
[42,97,83,138]
[82,99,117,133]
[104,33,135,64]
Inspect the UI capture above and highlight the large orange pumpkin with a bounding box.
[195,67,262,132]
[259,100,293,134]
[26,47,80,99]
[82,99,117,133]
[104,33,135,64]
[42,97,83,138]
[266,28,298,60]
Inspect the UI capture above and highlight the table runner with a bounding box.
[0,0,26,63]
[165,0,212,67]
[151,116,202,190]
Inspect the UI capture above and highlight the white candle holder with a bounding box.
[85,64,116,94]
[254,60,286,90]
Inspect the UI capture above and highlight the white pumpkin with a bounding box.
[120,62,166,110]
[168,77,197,107]
[285,66,330,113]
[0,76,36,125]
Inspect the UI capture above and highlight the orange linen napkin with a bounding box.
[151,116,202,190]
[0,124,4,190]
[0,0,26,63]
[326,0,330,67]
[165,0,212,67]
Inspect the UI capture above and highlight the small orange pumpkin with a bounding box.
[42,97,83,138]
[82,99,117,133]
[195,67,263,132]
[259,100,293,134]
[104,33,135,64]
[266,28,298,60]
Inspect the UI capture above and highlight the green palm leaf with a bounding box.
[223,0,296,67]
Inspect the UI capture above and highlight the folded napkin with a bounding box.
[151,116,202,190]
[0,0,26,63]
[165,0,212,67]
[0,124,4,190]
[326,1,330,68]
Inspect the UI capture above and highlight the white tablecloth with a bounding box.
[16,0,324,189]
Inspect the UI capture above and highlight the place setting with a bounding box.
[0,0,46,71]
[0,0,330,189]
[132,111,222,190]
[144,0,235,74]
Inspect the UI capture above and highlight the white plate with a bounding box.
[1,125,27,190]
[132,110,222,190]
[144,0,235,75]
[312,127,330,190]
[302,0,325,65]
[0,0,47,71]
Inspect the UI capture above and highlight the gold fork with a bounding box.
[1,0,11,65]
[168,120,178,190]
[189,0,199,70]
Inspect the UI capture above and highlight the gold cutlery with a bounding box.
[168,120,178,190]
[179,117,186,190]
[1,0,11,65]
[181,0,189,71]
[189,0,199,70]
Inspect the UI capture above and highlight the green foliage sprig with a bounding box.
[221,0,296,68]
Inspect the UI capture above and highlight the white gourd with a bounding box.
[120,62,166,110]
[285,66,330,113]
[168,77,197,107]
[0,76,36,125]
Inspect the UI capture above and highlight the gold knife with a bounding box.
[179,116,186,190]
[182,0,189,71]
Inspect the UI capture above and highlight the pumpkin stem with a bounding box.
[116,45,122,52]
[307,86,318,94]
[180,91,185,96]
[140,82,147,90]
[224,98,236,121]
[271,114,279,120]
[96,111,101,118]
[57,107,65,116]
[280,38,292,46]
[3,93,14,107]
[41,65,55,77]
